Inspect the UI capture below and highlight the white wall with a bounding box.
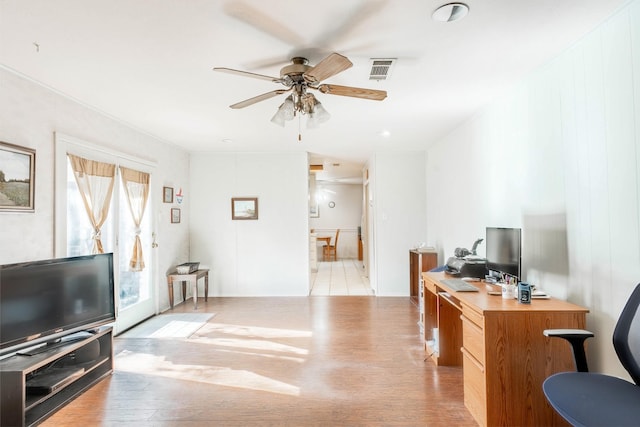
[370,151,427,296]
[189,152,309,296]
[0,68,190,311]
[426,0,640,378]
[310,182,362,259]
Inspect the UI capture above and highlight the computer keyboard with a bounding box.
[441,278,480,292]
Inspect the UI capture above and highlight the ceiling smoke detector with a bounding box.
[432,3,469,22]
[369,58,396,81]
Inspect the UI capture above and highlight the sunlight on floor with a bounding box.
[115,320,314,396]
[115,350,301,396]
[189,336,309,355]
[120,313,214,339]
[195,322,313,339]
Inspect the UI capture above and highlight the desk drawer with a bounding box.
[462,303,483,328]
[423,276,438,294]
[461,314,485,365]
[462,348,487,427]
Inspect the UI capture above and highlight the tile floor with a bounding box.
[310,259,374,296]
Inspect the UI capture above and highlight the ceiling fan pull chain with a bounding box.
[298,115,302,141]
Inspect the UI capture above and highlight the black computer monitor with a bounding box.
[485,227,521,279]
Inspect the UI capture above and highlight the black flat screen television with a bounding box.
[0,253,115,356]
[486,227,522,279]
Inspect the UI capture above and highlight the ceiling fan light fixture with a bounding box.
[282,95,295,120]
[216,53,387,131]
[312,101,330,123]
[306,95,330,129]
[270,106,286,127]
[307,114,319,129]
[271,94,300,126]
[432,3,469,22]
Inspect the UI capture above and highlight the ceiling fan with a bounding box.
[213,52,387,129]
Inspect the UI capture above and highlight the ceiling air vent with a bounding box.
[369,58,396,81]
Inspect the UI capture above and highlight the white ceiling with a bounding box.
[0,0,629,176]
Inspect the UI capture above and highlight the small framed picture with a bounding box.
[309,203,319,218]
[0,142,36,212]
[171,208,181,223]
[231,197,258,220]
[163,186,174,203]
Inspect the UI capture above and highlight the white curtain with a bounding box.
[67,154,116,254]
[119,166,150,271]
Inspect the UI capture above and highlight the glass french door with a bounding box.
[113,167,154,331]
[57,136,156,334]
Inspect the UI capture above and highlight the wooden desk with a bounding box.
[167,269,209,309]
[422,271,588,427]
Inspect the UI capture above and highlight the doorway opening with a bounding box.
[308,154,372,296]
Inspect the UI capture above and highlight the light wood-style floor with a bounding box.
[42,297,477,426]
[310,259,373,296]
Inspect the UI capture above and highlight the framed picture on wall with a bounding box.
[309,203,319,218]
[163,186,174,203]
[0,141,35,212]
[232,197,258,220]
[171,208,181,223]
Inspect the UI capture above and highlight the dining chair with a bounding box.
[323,229,340,262]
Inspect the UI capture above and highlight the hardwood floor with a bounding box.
[42,297,477,426]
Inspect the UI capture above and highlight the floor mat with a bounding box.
[119,313,215,339]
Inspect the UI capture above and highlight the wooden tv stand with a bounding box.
[0,326,113,427]
[422,272,588,427]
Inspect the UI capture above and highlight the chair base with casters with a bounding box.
[542,283,640,427]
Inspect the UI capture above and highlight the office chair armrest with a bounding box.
[544,329,594,372]
[544,328,594,339]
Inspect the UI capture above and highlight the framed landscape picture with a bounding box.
[231,197,258,220]
[0,142,35,212]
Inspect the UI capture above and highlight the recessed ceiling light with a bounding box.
[221,138,234,143]
[432,3,469,22]
[380,130,391,137]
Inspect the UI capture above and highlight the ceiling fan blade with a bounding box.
[313,1,389,50]
[223,1,306,47]
[304,53,353,84]
[229,89,289,109]
[317,84,387,101]
[213,67,281,83]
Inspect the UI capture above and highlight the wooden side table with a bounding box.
[167,269,209,309]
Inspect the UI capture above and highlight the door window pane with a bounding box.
[66,159,114,256]
[118,177,151,310]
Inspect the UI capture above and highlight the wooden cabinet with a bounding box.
[409,250,437,305]
[0,327,114,427]
[422,272,588,427]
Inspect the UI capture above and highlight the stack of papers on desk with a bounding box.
[532,290,549,299]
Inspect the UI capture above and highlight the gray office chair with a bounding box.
[542,283,640,427]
